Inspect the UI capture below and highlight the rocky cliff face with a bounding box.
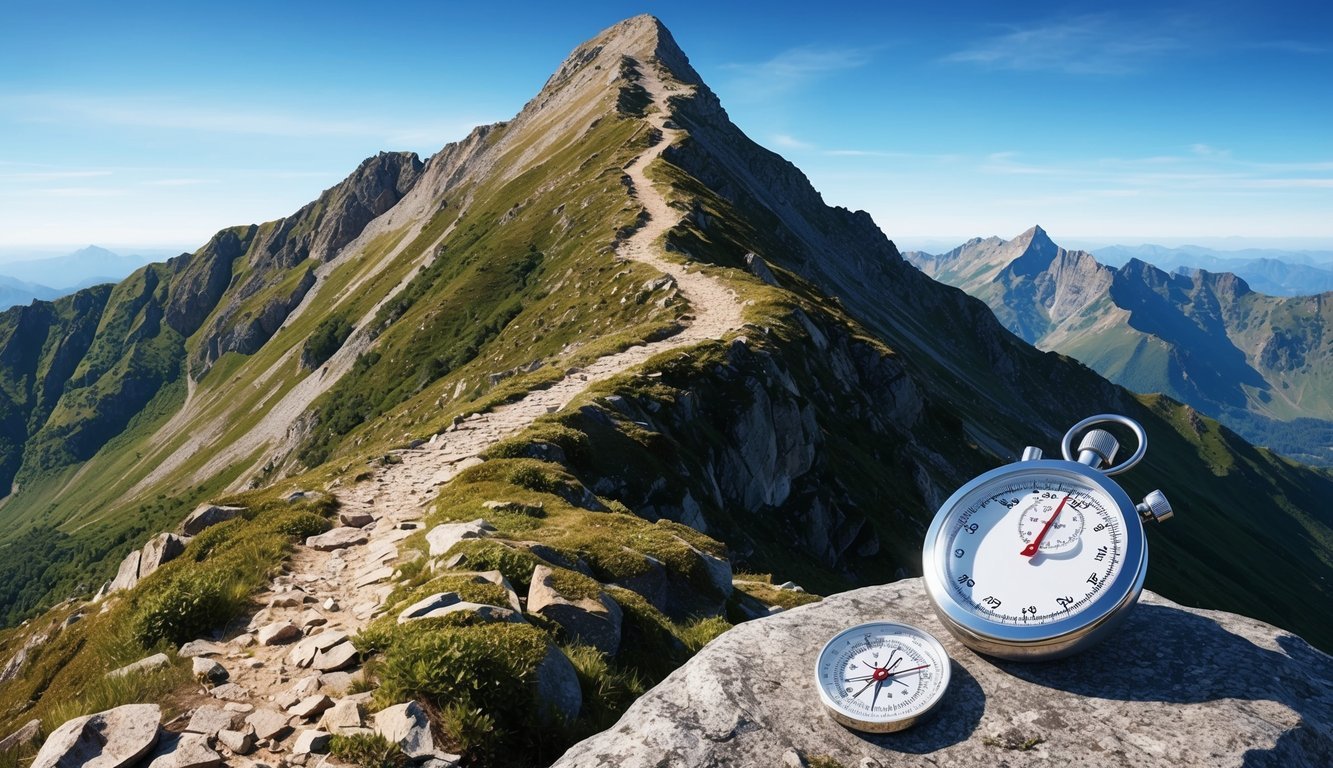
[553,578,1333,768]
[907,228,1333,464]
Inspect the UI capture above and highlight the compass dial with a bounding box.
[814,621,950,732]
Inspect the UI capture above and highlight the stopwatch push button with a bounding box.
[1136,490,1174,524]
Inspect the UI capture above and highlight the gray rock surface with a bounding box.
[535,644,582,725]
[109,548,143,593]
[527,565,623,655]
[106,652,170,678]
[180,504,245,536]
[305,526,369,551]
[425,520,493,557]
[374,702,437,760]
[0,719,40,754]
[552,579,1333,768]
[184,706,240,737]
[178,639,228,658]
[31,703,161,768]
[256,621,301,646]
[144,732,222,768]
[138,532,189,580]
[192,656,228,685]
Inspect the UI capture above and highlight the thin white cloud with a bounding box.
[943,14,1188,75]
[0,170,113,181]
[6,92,487,146]
[722,44,876,99]
[770,133,813,150]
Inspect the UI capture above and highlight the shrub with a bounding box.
[130,570,240,647]
[262,510,332,539]
[329,733,407,768]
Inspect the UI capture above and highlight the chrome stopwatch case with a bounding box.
[814,621,951,732]
[922,414,1174,661]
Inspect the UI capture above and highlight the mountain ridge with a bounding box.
[0,15,1331,766]
[905,228,1333,464]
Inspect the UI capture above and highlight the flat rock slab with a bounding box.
[339,510,375,528]
[551,580,1333,768]
[184,706,240,737]
[306,527,369,551]
[107,652,171,679]
[208,683,250,702]
[292,729,332,755]
[257,621,301,646]
[313,642,359,672]
[245,709,292,741]
[144,732,221,768]
[31,703,161,768]
[425,520,493,558]
[289,695,334,720]
[178,639,228,658]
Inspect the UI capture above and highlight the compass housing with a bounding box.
[922,458,1148,660]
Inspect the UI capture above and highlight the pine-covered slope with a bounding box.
[907,227,1333,464]
[0,19,1331,762]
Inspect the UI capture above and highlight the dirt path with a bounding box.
[194,59,743,761]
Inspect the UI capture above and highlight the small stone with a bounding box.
[257,621,301,646]
[782,748,805,768]
[269,592,304,608]
[193,657,229,685]
[353,566,394,588]
[210,683,250,702]
[297,609,327,629]
[317,671,358,696]
[179,639,228,658]
[313,642,358,672]
[145,732,222,768]
[291,730,332,755]
[275,690,301,710]
[289,695,334,720]
[245,709,292,741]
[224,703,254,714]
[107,652,171,679]
[322,598,340,612]
[339,510,375,528]
[305,527,369,552]
[185,705,240,737]
[318,699,363,732]
[217,727,257,755]
[859,759,883,768]
[232,634,257,649]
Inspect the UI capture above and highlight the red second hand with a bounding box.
[1021,495,1070,557]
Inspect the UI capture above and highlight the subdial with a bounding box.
[1017,499,1085,552]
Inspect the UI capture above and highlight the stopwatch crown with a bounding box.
[1076,429,1119,468]
[1137,490,1174,523]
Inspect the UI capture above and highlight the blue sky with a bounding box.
[1,1,1330,255]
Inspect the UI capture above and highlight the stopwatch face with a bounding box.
[814,621,951,733]
[922,461,1146,649]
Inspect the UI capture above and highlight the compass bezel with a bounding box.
[813,620,952,733]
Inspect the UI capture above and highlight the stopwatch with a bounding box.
[814,621,951,732]
[922,414,1173,660]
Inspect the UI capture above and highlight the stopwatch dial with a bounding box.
[1017,498,1085,553]
[815,621,950,732]
[944,476,1125,626]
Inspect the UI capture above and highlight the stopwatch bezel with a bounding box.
[922,459,1147,657]
[813,620,952,733]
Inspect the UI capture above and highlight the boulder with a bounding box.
[0,719,40,754]
[534,644,582,725]
[31,703,161,768]
[527,565,623,656]
[244,709,291,742]
[144,732,221,768]
[178,639,228,658]
[551,580,1333,768]
[180,505,245,536]
[374,702,436,761]
[0,632,47,684]
[139,533,189,580]
[338,510,375,528]
[216,728,256,755]
[184,706,240,737]
[109,549,143,593]
[313,641,359,672]
[396,592,523,625]
[192,657,228,685]
[291,730,332,755]
[425,520,493,558]
[305,527,369,551]
[289,695,334,720]
[107,652,171,679]
[256,621,301,646]
[318,699,364,732]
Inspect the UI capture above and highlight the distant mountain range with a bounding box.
[1091,244,1333,296]
[0,246,153,308]
[905,227,1333,464]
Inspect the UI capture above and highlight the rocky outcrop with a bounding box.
[31,703,161,768]
[527,565,623,656]
[110,532,192,594]
[553,579,1333,768]
[180,504,245,536]
[0,719,40,755]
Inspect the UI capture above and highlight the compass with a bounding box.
[922,414,1174,661]
[814,620,951,732]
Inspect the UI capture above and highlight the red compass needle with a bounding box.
[1021,495,1070,557]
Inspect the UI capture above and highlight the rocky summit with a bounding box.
[554,579,1333,768]
[0,13,1331,768]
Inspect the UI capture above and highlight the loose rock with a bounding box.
[305,527,369,551]
[192,657,229,685]
[107,652,171,679]
[257,621,301,646]
[180,505,245,536]
[31,703,161,768]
